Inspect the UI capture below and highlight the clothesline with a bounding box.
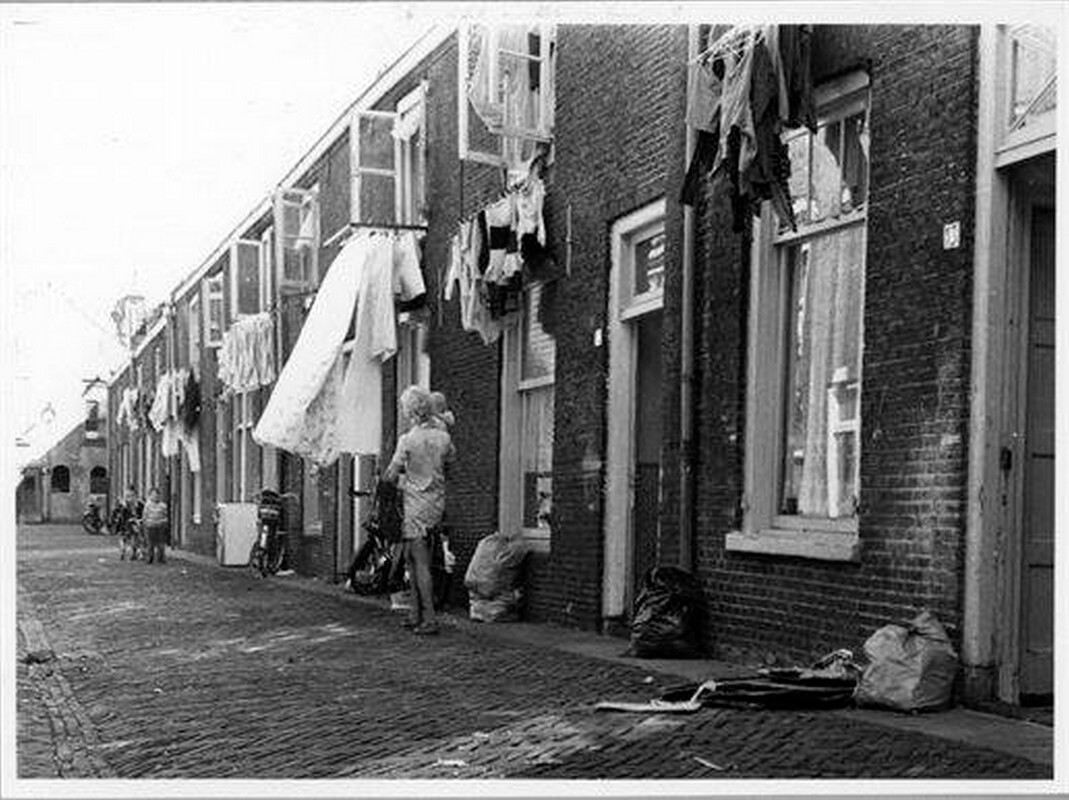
[324,221,429,250]
[689,24,766,66]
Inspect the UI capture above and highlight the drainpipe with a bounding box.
[679,25,699,572]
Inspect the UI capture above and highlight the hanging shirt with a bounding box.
[446,219,504,345]
[711,30,757,186]
[335,235,405,456]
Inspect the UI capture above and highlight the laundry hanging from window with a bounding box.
[218,312,276,395]
[253,230,425,465]
[681,24,817,232]
[444,166,553,343]
[147,369,201,472]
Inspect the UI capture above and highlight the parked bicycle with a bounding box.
[250,489,293,577]
[82,498,104,535]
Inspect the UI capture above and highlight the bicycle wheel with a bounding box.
[249,541,267,577]
[264,535,285,576]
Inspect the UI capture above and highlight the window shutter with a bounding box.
[351,110,399,226]
[274,189,319,294]
[231,239,263,316]
[204,274,225,348]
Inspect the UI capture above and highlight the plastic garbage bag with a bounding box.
[469,591,523,623]
[465,531,528,622]
[464,531,528,600]
[627,566,704,658]
[854,610,959,712]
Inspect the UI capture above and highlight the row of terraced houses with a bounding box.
[104,20,1057,707]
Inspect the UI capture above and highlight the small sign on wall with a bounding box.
[943,221,961,250]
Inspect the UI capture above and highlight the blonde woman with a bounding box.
[384,386,455,634]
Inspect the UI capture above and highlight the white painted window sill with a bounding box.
[725,528,859,562]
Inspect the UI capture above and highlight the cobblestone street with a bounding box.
[15,524,1053,784]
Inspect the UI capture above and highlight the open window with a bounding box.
[274,188,319,293]
[396,84,428,225]
[188,292,201,370]
[230,238,267,317]
[458,22,556,168]
[203,273,225,348]
[351,110,400,226]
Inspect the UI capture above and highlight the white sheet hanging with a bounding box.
[253,231,424,465]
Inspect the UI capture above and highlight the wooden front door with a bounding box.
[1019,206,1054,698]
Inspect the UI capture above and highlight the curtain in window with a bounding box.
[792,223,864,517]
[521,384,554,529]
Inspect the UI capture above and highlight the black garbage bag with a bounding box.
[628,566,705,658]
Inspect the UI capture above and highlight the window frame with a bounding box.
[499,282,555,552]
[274,186,320,293]
[231,390,257,503]
[230,237,267,318]
[350,109,400,226]
[728,71,871,563]
[188,292,201,370]
[204,273,226,348]
[617,199,667,321]
[457,21,556,167]
[396,83,428,226]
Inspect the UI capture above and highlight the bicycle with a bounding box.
[249,489,293,578]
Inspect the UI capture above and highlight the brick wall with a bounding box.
[661,25,979,662]
[531,24,689,628]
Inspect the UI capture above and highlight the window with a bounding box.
[231,237,267,317]
[500,283,555,548]
[731,72,870,562]
[351,109,400,227]
[188,293,201,370]
[458,22,556,167]
[617,200,667,320]
[395,316,430,402]
[50,465,70,493]
[396,84,427,225]
[1008,24,1056,131]
[232,391,259,503]
[349,84,427,229]
[204,273,225,348]
[85,400,101,435]
[89,466,108,495]
[274,187,319,294]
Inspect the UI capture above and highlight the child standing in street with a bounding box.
[383,386,455,635]
[142,487,169,565]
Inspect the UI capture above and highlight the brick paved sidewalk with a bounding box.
[15,524,1055,783]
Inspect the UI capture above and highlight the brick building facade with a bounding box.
[105,21,1055,707]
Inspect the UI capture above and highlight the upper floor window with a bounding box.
[274,187,320,293]
[734,72,870,562]
[188,293,201,368]
[231,230,272,317]
[350,83,428,229]
[1008,24,1057,132]
[458,22,556,168]
[204,272,226,348]
[85,400,101,434]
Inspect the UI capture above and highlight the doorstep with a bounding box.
[167,547,1054,767]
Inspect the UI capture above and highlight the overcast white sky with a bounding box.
[0,2,452,466]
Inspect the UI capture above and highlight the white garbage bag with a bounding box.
[464,531,528,621]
